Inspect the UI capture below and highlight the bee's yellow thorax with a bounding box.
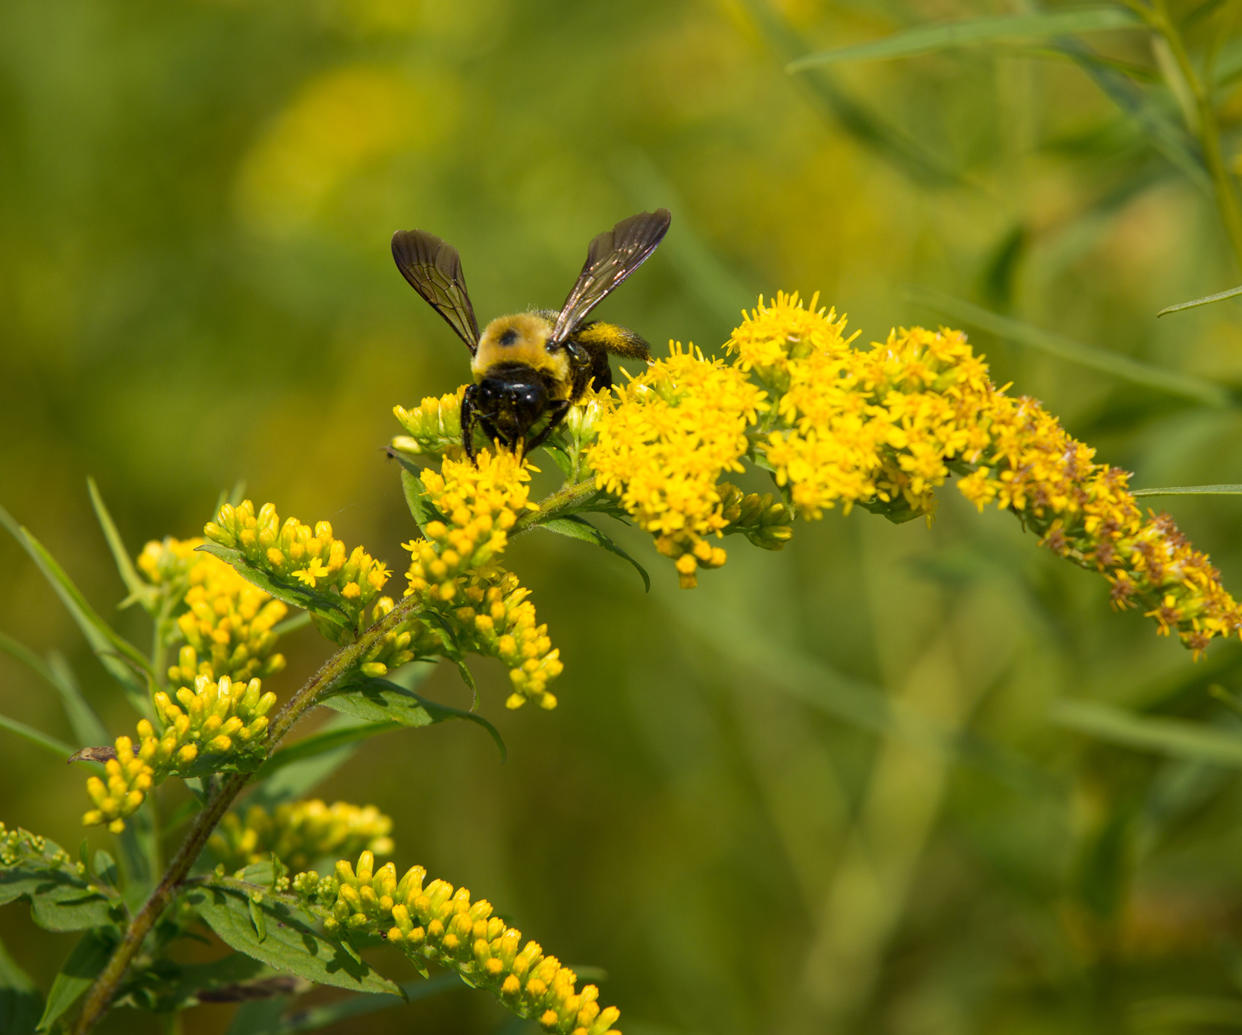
[473,312,573,396]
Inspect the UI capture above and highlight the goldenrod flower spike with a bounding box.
[587,341,767,587]
[139,536,288,686]
[83,675,277,832]
[402,450,561,708]
[392,390,468,459]
[577,291,1241,651]
[296,851,621,1035]
[210,799,394,873]
[206,500,392,636]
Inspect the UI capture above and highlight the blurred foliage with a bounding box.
[5,0,1242,1033]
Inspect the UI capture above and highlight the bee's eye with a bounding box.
[499,328,519,346]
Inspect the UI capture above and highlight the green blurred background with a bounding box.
[5,1,1242,1032]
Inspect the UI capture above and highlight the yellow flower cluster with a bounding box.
[392,390,467,460]
[210,799,394,873]
[354,595,423,678]
[205,501,392,638]
[587,342,768,587]
[579,291,1241,651]
[138,537,288,687]
[717,483,794,551]
[82,736,155,834]
[728,290,858,383]
[83,675,277,833]
[295,851,620,1035]
[454,570,563,710]
[405,450,534,589]
[953,389,1242,654]
[402,451,560,708]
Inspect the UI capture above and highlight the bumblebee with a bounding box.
[392,209,671,460]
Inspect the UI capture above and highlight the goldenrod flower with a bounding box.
[400,450,560,708]
[393,390,467,460]
[452,569,562,710]
[578,291,1241,651]
[81,736,156,834]
[83,675,277,832]
[294,851,621,1035]
[587,342,767,587]
[727,290,856,386]
[206,501,392,639]
[139,537,288,687]
[210,800,394,873]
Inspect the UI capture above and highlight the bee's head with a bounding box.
[474,370,549,445]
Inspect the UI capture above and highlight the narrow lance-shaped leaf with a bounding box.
[0,504,152,710]
[1132,484,1242,498]
[186,881,402,997]
[321,677,505,760]
[907,288,1236,408]
[1050,699,1242,766]
[539,515,652,592]
[0,711,75,759]
[787,8,1142,70]
[399,465,440,530]
[0,937,42,1035]
[87,477,149,603]
[1158,283,1242,316]
[37,930,118,1032]
[195,541,354,638]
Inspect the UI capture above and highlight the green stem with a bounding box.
[1146,0,1242,271]
[71,476,595,1032]
[69,591,425,1035]
[513,477,601,534]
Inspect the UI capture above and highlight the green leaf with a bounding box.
[0,504,152,708]
[906,288,1236,408]
[399,466,439,529]
[1158,283,1242,316]
[195,542,355,639]
[187,883,401,997]
[787,8,1141,70]
[322,679,505,759]
[449,658,480,711]
[539,516,651,592]
[87,477,148,603]
[37,930,117,1032]
[1132,483,1242,498]
[0,937,42,1035]
[0,710,75,759]
[1050,700,1242,766]
[0,831,120,933]
[91,850,118,890]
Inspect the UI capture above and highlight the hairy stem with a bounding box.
[71,475,595,1032]
[69,592,423,1034]
[516,476,601,534]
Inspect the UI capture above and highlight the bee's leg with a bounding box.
[587,345,612,391]
[522,400,571,454]
[461,386,480,462]
[562,340,605,396]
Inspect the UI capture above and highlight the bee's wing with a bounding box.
[551,209,671,345]
[392,229,481,352]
